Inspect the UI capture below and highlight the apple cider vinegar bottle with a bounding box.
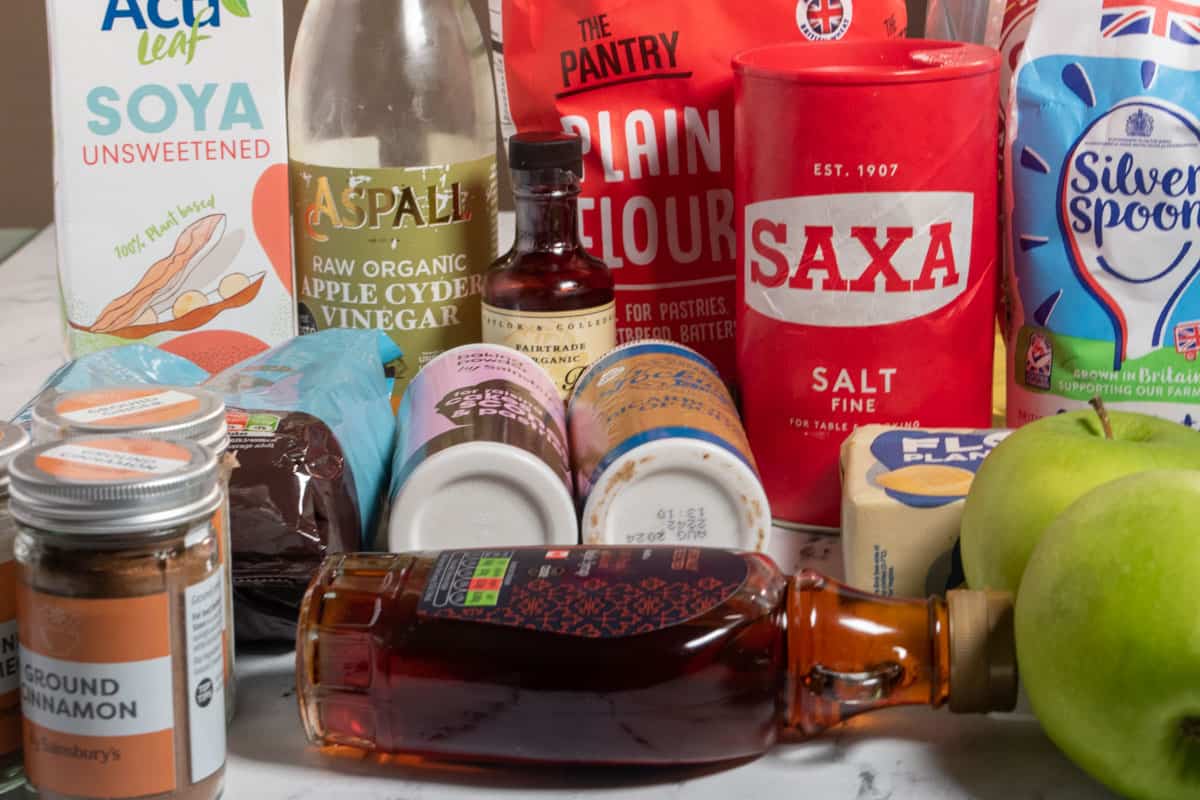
[289,0,499,398]
[296,547,1016,764]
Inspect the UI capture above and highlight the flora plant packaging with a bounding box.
[490,0,907,378]
[47,0,295,374]
[1006,0,1200,430]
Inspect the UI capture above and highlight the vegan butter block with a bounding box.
[47,0,295,373]
[841,425,1010,597]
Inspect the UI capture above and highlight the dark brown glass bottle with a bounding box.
[297,547,1016,765]
[482,132,615,399]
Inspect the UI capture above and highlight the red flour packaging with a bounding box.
[490,0,906,378]
[735,40,1001,530]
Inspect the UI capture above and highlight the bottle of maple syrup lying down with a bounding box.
[296,547,1016,764]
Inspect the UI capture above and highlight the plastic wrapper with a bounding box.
[205,329,401,642]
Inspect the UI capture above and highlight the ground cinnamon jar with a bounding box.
[32,387,236,722]
[8,436,226,800]
[0,422,30,792]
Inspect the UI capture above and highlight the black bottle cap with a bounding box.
[509,132,583,177]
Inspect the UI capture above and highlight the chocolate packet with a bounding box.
[206,329,400,642]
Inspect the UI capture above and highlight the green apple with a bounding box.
[962,405,1199,593]
[1016,470,1200,800]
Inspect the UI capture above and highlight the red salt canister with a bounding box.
[733,40,1001,530]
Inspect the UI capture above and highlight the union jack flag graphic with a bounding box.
[1175,321,1200,360]
[1101,0,1200,44]
[807,0,846,36]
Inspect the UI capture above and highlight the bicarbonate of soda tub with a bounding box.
[569,341,770,552]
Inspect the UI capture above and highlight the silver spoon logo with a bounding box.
[1061,97,1200,369]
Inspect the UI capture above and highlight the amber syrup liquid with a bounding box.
[484,177,614,317]
[298,551,953,765]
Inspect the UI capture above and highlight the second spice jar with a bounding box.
[31,385,237,722]
[8,435,227,800]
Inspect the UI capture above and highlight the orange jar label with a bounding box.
[0,561,19,758]
[19,585,177,798]
[52,388,202,428]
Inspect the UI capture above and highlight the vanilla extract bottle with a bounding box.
[297,547,1017,764]
[482,133,615,399]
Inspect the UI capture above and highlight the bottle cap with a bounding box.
[947,589,1018,713]
[509,131,584,177]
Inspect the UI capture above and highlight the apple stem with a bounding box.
[1089,396,1114,440]
[1182,717,1200,742]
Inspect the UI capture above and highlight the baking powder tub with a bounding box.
[387,344,578,550]
[569,341,770,551]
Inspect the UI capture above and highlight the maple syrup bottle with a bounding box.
[296,547,1016,765]
[482,132,616,399]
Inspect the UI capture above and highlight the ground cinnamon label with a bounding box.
[20,588,177,797]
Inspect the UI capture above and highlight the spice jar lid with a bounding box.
[33,386,229,454]
[0,422,31,497]
[8,436,221,536]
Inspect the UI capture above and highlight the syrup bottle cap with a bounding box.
[509,131,584,177]
[947,589,1018,713]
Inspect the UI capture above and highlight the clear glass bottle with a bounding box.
[297,546,1017,765]
[483,133,616,399]
[289,0,499,398]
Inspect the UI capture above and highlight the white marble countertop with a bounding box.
[0,226,1116,799]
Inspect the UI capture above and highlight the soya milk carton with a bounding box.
[47,0,295,373]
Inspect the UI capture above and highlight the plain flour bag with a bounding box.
[1006,0,1200,429]
[491,0,906,378]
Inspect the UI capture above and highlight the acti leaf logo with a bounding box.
[221,0,251,17]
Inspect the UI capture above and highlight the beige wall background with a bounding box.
[2,0,927,228]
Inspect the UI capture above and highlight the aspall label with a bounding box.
[734,41,1000,529]
[1006,0,1200,430]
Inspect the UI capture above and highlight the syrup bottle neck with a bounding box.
[512,167,581,254]
[784,571,1016,736]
